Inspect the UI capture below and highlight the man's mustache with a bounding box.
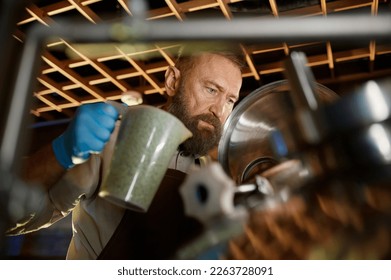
[195,114,221,131]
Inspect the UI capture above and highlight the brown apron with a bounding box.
[98,169,203,259]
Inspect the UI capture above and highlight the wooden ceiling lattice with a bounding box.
[15,0,391,122]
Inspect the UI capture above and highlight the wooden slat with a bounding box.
[62,40,129,92]
[37,76,81,105]
[320,0,328,15]
[117,0,132,16]
[25,4,54,26]
[330,0,373,12]
[240,44,260,80]
[326,42,335,69]
[18,0,102,24]
[34,93,62,112]
[320,1,335,70]
[165,0,186,21]
[318,68,391,86]
[268,0,290,56]
[370,0,379,61]
[334,48,370,62]
[269,0,279,17]
[41,51,105,101]
[116,47,165,95]
[217,0,233,20]
[155,45,176,66]
[67,0,101,23]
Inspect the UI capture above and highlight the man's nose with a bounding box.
[209,98,225,121]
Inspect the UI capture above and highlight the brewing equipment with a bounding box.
[179,52,391,259]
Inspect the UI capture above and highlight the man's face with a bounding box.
[168,53,242,156]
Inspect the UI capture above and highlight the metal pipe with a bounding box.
[19,14,391,44]
[0,0,29,171]
[284,52,319,111]
[138,14,391,43]
[0,27,45,174]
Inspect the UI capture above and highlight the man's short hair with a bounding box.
[175,43,245,77]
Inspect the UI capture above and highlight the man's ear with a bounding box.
[165,66,181,97]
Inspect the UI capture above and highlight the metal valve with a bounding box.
[177,162,248,259]
[179,162,246,225]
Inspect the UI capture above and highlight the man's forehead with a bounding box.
[191,53,241,72]
[194,52,226,62]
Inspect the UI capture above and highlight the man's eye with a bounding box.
[206,87,217,94]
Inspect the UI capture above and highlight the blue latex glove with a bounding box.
[52,102,119,169]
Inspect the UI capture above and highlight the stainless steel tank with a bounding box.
[218,79,338,184]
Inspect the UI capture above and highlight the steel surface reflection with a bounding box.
[218,80,338,184]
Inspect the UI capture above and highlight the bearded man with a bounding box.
[8,48,243,259]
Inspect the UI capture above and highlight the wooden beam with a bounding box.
[67,0,100,23]
[62,40,129,92]
[165,0,186,21]
[41,51,105,101]
[116,47,165,95]
[37,76,81,105]
[217,0,233,20]
[25,4,54,26]
[241,44,260,80]
[117,0,132,15]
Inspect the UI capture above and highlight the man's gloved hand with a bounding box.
[52,102,119,169]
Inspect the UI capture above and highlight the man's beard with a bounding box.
[167,89,222,157]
